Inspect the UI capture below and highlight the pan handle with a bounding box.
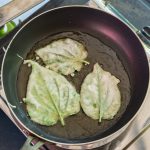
[21,137,60,150]
[21,136,45,150]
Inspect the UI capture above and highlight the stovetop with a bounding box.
[0,0,150,150]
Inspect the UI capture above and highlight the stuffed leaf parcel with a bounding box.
[35,38,89,75]
[23,60,80,126]
[80,63,121,122]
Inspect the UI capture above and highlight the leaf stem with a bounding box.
[72,58,89,64]
[96,66,103,123]
[33,62,65,126]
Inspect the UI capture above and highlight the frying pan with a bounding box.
[1,6,149,149]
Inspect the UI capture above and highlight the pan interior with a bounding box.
[17,31,131,140]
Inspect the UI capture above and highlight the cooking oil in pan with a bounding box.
[17,32,131,139]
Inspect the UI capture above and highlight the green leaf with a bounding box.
[23,60,80,126]
[80,63,121,122]
[35,38,89,75]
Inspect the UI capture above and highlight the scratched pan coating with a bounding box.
[17,31,131,139]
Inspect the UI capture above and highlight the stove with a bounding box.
[0,0,150,150]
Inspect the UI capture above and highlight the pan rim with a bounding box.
[1,5,149,146]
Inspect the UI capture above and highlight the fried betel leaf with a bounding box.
[35,38,89,75]
[23,60,80,126]
[80,63,121,122]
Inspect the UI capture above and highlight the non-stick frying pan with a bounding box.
[1,6,149,149]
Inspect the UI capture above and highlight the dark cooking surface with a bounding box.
[17,32,130,139]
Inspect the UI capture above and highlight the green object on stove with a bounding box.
[0,21,16,38]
